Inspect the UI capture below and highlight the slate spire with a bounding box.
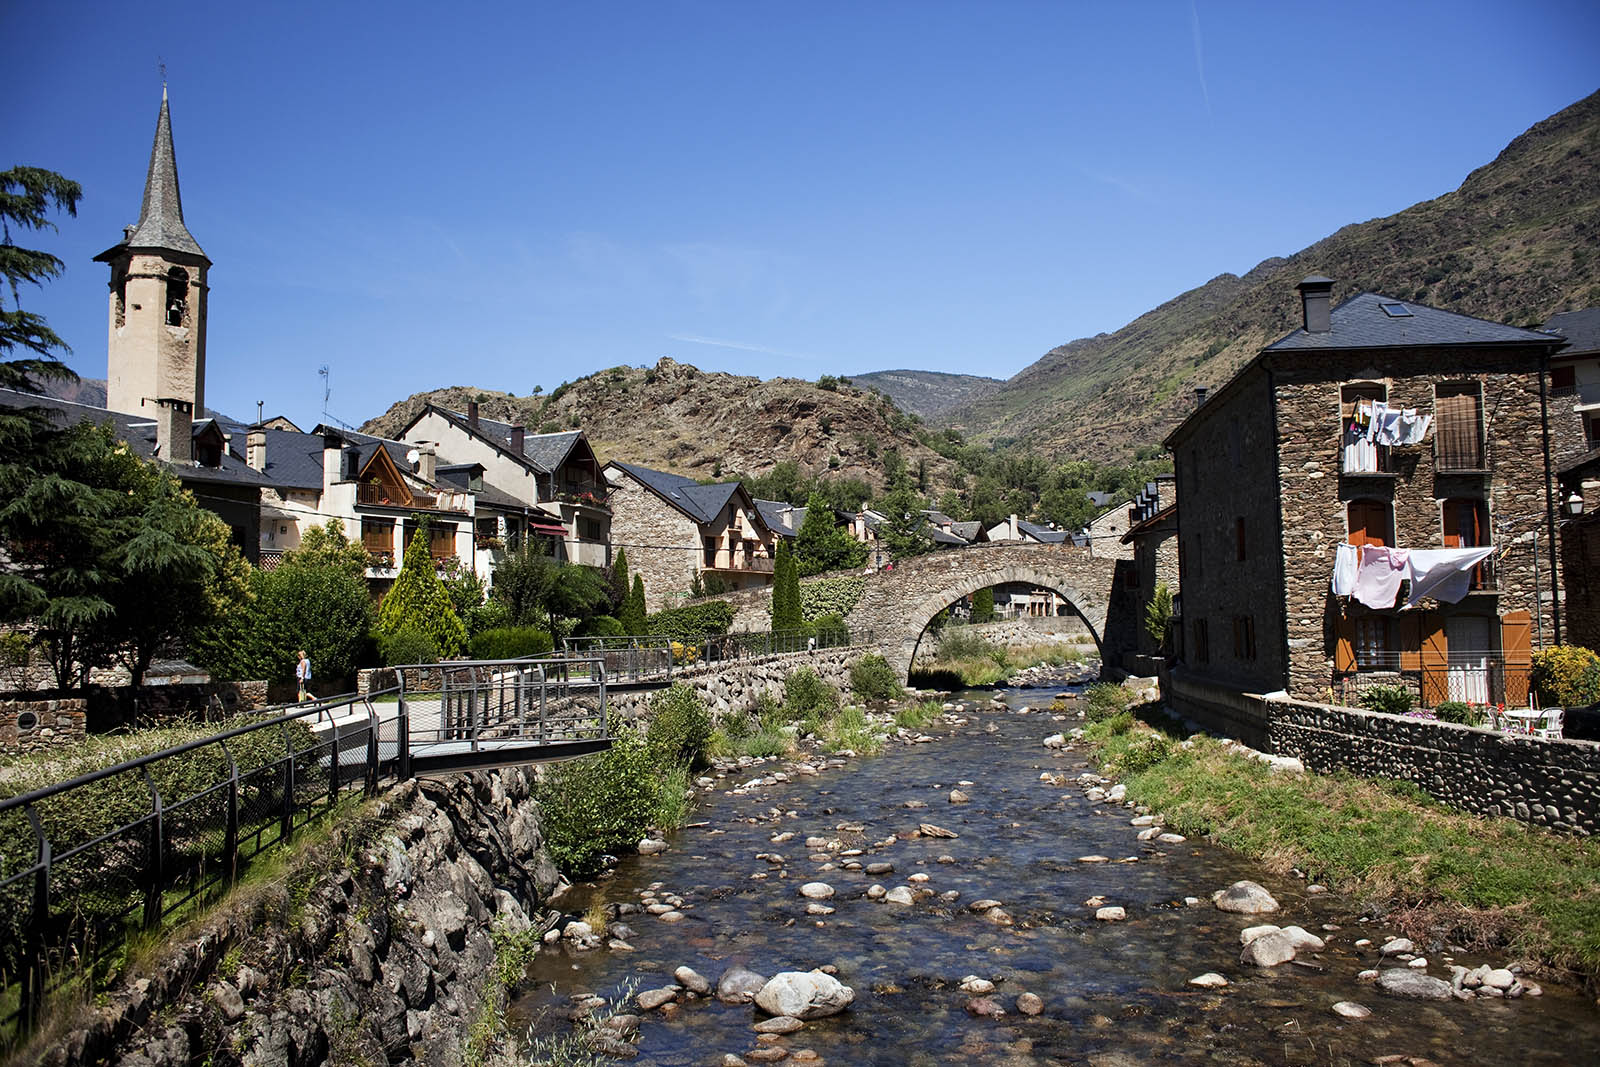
[125,85,208,261]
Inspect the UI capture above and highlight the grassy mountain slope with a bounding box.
[360,357,956,494]
[951,89,1600,461]
[849,369,1004,420]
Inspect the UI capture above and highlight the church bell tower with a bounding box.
[97,86,210,421]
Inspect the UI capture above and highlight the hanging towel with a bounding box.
[1404,547,1495,606]
[1373,407,1405,446]
[1353,545,1410,609]
[1331,543,1360,596]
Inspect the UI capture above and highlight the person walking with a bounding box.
[295,649,312,701]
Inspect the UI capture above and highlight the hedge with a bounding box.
[468,626,554,660]
[646,600,734,641]
[799,576,865,622]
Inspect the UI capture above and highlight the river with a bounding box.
[511,685,1600,1065]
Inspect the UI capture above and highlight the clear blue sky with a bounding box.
[9,2,1599,430]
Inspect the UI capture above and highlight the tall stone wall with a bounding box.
[609,646,858,720]
[1167,671,1599,835]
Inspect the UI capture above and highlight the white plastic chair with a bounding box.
[1536,708,1564,740]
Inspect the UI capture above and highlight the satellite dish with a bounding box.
[406,448,420,466]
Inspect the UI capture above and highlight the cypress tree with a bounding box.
[375,518,468,657]
[971,586,995,624]
[771,540,802,632]
[620,574,647,635]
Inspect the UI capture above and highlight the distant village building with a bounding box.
[1546,308,1600,651]
[1166,276,1566,719]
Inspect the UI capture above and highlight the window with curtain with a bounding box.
[1435,382,1484,471]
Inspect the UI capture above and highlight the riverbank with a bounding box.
[1079,699,1600,992]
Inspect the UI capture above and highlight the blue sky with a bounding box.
[9,2,1599,429]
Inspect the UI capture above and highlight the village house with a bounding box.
[1120,479,1180,671]
[603,461,780,612]
[395,402,611,572]
[1545,308,1600,651]
[1166,276,1566,718]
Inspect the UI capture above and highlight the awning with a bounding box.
[528,522,568,537]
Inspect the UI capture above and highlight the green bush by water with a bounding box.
[1083,683,1132,723]
[535,728,672,876]
[783,667,840,718]
[645,684,712,770]
[849,654,904,703]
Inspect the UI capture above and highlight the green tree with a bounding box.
[2,166,83,392]
[289,519,368,578]
[875,484,933,561]
[970,587,995,624]
[485,540,610,638]
[1144,580,1174,652]
[248,552,375,684]
[770,539,802,632]
[794,492,867,577]
[607,546,631,615]
[620,574,647,635]
[375,518,467,658]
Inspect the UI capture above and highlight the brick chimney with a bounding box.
[1297,275,1334,334]
[155,398,193,463]
[510,424,525,454]
[467,400,479,430]
[246,429,267,471]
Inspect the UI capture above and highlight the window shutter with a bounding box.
[1436,385,1484,470]
[1501,610,1532,707]
[1334,612,1356,672]
[1420,614,1449,707]
[1442,501,1461,548]
[1398,613,1423,672]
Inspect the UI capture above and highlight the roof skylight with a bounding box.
[1380,302,1413,317]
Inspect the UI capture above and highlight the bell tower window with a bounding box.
[165,267,189,326]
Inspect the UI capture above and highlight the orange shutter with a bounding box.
[1501,610,1532,707]
[1397,613,1422,672]
[1334,612,1356,672]
[1442,501,1461,548]
[1420,614,1449,707]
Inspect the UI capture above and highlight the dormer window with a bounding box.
[165,267,188,326]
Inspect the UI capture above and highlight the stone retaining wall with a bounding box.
[0,697,87,754]
[933,617,1092,651]
[1168,670,1600,835]
[609,646,858,721]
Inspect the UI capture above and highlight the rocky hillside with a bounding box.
[950,89,1600,461]
[849,369,1003,420]
[360,357,957,494]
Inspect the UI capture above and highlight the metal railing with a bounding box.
[563,637,674,684]
[1335,650,1531,709]
[693,626,859,664]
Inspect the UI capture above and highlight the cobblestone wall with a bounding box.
[608,647,858,721]
[1168,671,1599,835]
[0,697,88,754]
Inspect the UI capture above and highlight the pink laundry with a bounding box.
[1352,545,1410,609]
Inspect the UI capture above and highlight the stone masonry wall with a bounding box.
[1272,347,1556,699]
[608,475,705,614]
[1167,670,1599,835]
[609,646,858,721]
[0,697,87,754]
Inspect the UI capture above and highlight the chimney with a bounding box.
[1009,513,1020,540]
[156,398,193,463]
[510,424,525,454]
[1296,275,1334,334]
[467,400,479,430]
[322,432,344,488]
[1194,385,1208,407]
[416,443,437,482]
[246,429,267,472]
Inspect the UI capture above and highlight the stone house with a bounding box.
[395,402,611,572]
[1166,276,1566,714]
[1543,308,1600,464]
[1120,482,1180,669]
[1545,309,1600,652]
[603,462,780,612]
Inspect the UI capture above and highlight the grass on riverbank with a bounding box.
[1083,707,1600,986]
[909,630,1086,688]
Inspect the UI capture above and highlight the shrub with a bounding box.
[1116,732,1171,774]
[646,684,712,770]
[379,625,440,667]
[646,600,734,641]
[783,667,840,718]
[849,654,904,703]
[1358,683,1415,717]
[1532,645,1600,707]
[1083,683,1132,723]
[536,727,665,875]
[576,614,625,638]
[811,613,849,646]
[374,520,468,657]
[468,626,554,660]
[1433,701,1480,726]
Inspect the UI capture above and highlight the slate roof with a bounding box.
[1086,491,1117,508]
[432,407,586,474]
[950,520,985,543]
[928,526,969,546]
[437,465,525,511]
[755,498,802,538]
[1544,308,1600,356]
[251,428,327,490]
[608,461,765,529]
[0,389,269,488]
[1121,503,1177,545]
[1265,292,1558,352]
[94,90,207,263]
[1016,519,1070,544]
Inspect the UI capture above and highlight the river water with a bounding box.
[512,687,1600,1065]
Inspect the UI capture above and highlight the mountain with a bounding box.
[849,369,1003,420]
[360,357,958,495]
[948,89,1600,461]
[39,375,108,408]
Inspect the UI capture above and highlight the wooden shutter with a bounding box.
[1397,613,1423,672]
[1420,614,1449,707]
[1442,501,1461,548]
[1348,500,1390,547]
[1334,612,1356,672]
[1501,610,1532,707]
[1436,384,1484,470]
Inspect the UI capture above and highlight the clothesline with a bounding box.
[1330,543,1495,609]
[1348,398,1432,447]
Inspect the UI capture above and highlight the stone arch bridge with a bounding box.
[714,542,1138,680]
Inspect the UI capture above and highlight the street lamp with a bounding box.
[1566,491,1585,517]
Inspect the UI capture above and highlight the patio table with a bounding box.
[1502,708,1543,735]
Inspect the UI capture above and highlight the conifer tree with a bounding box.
[375,518,468,658]
[970,586,995,624]
[794,491,867,577]
[2,166,83,392]
[620,574,647,635]
[770,540,803,632]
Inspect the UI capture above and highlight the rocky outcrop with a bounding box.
[38,769,563,1067]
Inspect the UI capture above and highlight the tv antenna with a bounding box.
[318,365,331,416]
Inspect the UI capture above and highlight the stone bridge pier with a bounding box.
[844,543,1135,681]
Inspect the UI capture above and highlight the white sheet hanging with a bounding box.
[1331,542,1360,596]
[1403,547,1495,606]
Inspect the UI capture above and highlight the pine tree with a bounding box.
[971,586,995,624]
[794,492,867,577]
[375,518,468,658]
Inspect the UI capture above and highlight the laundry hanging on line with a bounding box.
[1335,543,1495,609]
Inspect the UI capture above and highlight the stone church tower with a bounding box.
[96,87,210,424]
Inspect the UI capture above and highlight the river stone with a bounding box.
[865,861,894,875]
[959,976,995,994]
[1188,973,1228,988]
[754,971,856,1019]
[949,790,970,804]
[675,966,711,995]
[564,920,594,939]
[1213,881,1280,914]
[718,965,769,1004]
[1043,734,1066,748]
[1379,937,1414,957]
[866,884,887,899]
[1240,931,1299,967]
[637,987,678,1011]
[918,823,959,839]
[1157,832,1187,844]
[1483,967,1516,989]
[1331,1001,1371,1019]
[885,886,915,905]
[745,1049,788,1063]
[799,882,835,900]
[1095,906,1127,922]
[965,996,1006,1018]
[1077,855,1111,864]
[1107,784,1127,801]
[985,908,1015,925]
[1279,926,1327,952]
[968,899,1002,912]
[754,1016,806,1034]
[1240,924,1281,945]
[639,838,668,855]
[1377,969,1453,1000]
